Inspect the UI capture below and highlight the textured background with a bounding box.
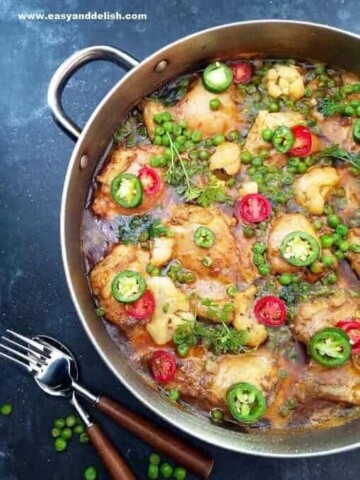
[0,1,359,479]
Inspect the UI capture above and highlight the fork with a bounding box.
[0,330,135,480]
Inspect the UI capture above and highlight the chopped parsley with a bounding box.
[118,215,173,244]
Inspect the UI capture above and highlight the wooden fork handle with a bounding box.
[87,424,136,480]
[97,395,214,479]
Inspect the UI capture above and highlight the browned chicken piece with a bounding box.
[142,78,242,138]
[233,285,267,348]
[209,349,279,405]
[167,204,248,284]
[335,168,360,220]
[297,361,360,406]
[209,142,241,175]
[318,116,360,154]
[267,213,321,274]
[292,292,360,345]
[90,244,149,329]
[346,228,360,278]
[294,166,340,215]
[92,145,165,218]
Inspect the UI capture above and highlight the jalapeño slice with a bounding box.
[110,173,143,208]
[272,126,295,153]
[203,62,233,93]
[227,382,266,424]
[280,231,320,267]
[308,327,351,367]
[111,270,146,303]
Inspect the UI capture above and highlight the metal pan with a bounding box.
[49,20,360,457]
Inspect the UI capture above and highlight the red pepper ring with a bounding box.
[336,319,360,354]
[150,350,177,383]
[125,290,155,320]
[237,194,272,223]
[231,62,253,84]
[254,296,287,327]
[288,125,312,157]
[138,166,162,196]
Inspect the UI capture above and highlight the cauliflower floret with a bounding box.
[233,285,267,348]
[209,142,241,175]
[294,166,340,215]
[265,64,305,101]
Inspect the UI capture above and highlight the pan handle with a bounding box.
[48,45,140,140]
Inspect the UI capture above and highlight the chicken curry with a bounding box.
[83,59,360,430]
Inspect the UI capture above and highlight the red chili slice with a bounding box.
[231,62,253,84]
[288,126,312,157]
[151,350,177,383]
[254,296,287,327]
[125,290,155,320]
[237,194,272,223]
[138,167,162,196]
[336,319,360,354]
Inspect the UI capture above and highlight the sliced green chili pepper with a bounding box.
[272,126,295,153]
[203,62,233,93]
[110,173,143,208]
[280,231,320,266]
[353,119,360,143]
[194,226,215,248]
[111,270,146,303]
[227,382,266,424]
[308,327,351,367]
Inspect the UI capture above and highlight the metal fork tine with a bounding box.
[6,330,51,357]
[0,343,45,368]
[2,337,49,362]
[0,350,40,373]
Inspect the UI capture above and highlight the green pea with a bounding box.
[184,140,194,150]
[74,424,85,435]
[168,389,181,402]
[213,134,225,146]
[322,255,334,267]
[356,105,360,117]
[173,466,187,480]
[176,135,186,145]
[154,126,165,136]
[183,129,192,139]
[172,125,183,136]
[178,119,187,129]
[228,130,240,141]
[84,467,98,480]
[243,226,255,238]
[148,464,159,479]
[149,453,161,465]
[313,219,322,231]
[161,134,171,146]
[269,101,280,112]
[160,463,173,478]
[343,105,354,116]
[153,113,163,124]
[305,156,314,166]
[199,150,209,161]
[259,149,269,160]
[226,177,236,187]
[0,403,13,416]
[153,135,162,146]
[286,166,297,174]
[191,130,202,143]
[327,214,341,228]
[226,284,239,297]
[161,111,172,122]
[325,272,338,284]
[210,98,221,110]
[278,273,293,286]
[350,243,360,253]
[54,437,67,452]
[247,166,256,176]
[252,241,266,254]
[339,240,350,251]
[51,428,61,438]
[204,138,213,148]
[297,162,307,174]
[79,433,90,444]
[54,418,66,429]
[261,128,274,142]
[258,264,271,276]
[177,344,189,357]
[283,173,294,185]
[253,253,264,266]
[189,149,199,161]
[241,150,252,164]
[61,427,73,440]
[288,157,300,167]
[65,415,78,428]
[274,192,287,204]
[336,224,348,237]
[310,261,323,274]
[320,234,334,248]
[252,157,263,167]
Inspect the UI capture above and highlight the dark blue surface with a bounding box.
[1,1,360,479]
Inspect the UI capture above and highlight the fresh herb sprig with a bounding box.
[173,320,248,356]
[118,215,173,244]
[315,144,360,174]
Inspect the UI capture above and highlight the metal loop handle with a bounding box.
[48,45,140,140]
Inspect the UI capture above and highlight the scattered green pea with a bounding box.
[258,264,271,276]
[61,427,73,441]
[209,98,221,110]
[241,150,252,164]
[261,128,274,142]
[322,255,334,267]
[327,214,341,228]
[51,428,61,438]
[243,226,255,238]
[54,437,67,452]
[0,403,13,416]
[226,285,239,297]
[168,389,181,402]
[173,466,187,480]
[149,453,161,465]
[148,464,159,479]
[160,463,173,478]
[54,418,66,429]
[177,344,189,357]
[213,134,225,146]
[84,466,98,480]
[278,273,293,286]
[74,424,85,435]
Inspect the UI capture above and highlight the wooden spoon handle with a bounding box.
[87,424,136,480]
[97,395,214,479]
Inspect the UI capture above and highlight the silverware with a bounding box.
[0,330,214,478]
[0,330,135,480]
